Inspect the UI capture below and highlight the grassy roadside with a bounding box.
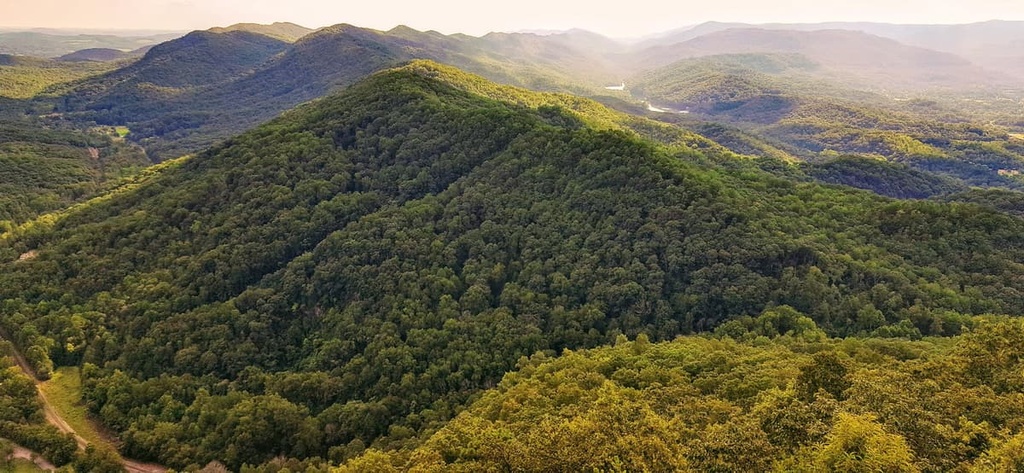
[9,458,46,472]
[38,367,110,448]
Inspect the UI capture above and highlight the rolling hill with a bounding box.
[56,48,138,62]
[66,29,290,90]
[350,316,1024,471]
[0,54,118,99]
[38,20,1024,166]
[4,61,1024,469]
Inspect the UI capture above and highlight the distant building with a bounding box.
[605,83,625,91]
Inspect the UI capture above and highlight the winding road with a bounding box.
[1,332,166,473]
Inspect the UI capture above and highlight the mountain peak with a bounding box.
[208,22,314,42]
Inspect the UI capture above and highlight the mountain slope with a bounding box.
[62,30,289,91]
[842,21,1024,79]
[4,62,1024,468]
[624,52,1024,191]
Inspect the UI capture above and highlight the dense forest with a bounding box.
[343,314,1024,472]
[2,62,1024,470]
[0,120,150,229]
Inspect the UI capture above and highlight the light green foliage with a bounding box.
[0,32,175,58]
[0,56,116,99]
[811,412,918,472]
[39,367,108,447]
[346,318,1024,472]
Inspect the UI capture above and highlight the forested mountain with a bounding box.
[63,30,290,91]
[6,16,1024,471]
[838,21,1024,79]
[5,62,1024,470]
[26,19,1021,169]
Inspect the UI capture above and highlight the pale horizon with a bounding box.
[1,0,1023,38]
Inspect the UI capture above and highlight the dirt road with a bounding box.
[1,333,167,473]
[8,442,57,471]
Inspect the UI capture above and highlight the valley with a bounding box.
[2,12,1024,472]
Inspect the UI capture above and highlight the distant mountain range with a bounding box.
[639,20,1024,78]
[0,31,180,58]
[626,28,1006,90]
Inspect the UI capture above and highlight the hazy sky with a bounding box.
[2,0,1023,37]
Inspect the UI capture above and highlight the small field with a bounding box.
[38,367,108,447]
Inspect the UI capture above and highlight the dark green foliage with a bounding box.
[74,445,125,473]
[804,156,965,199]
[796,352,851,401]
[115,31,289,88]
[941,188,1024,217]
[57,48,137,63]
